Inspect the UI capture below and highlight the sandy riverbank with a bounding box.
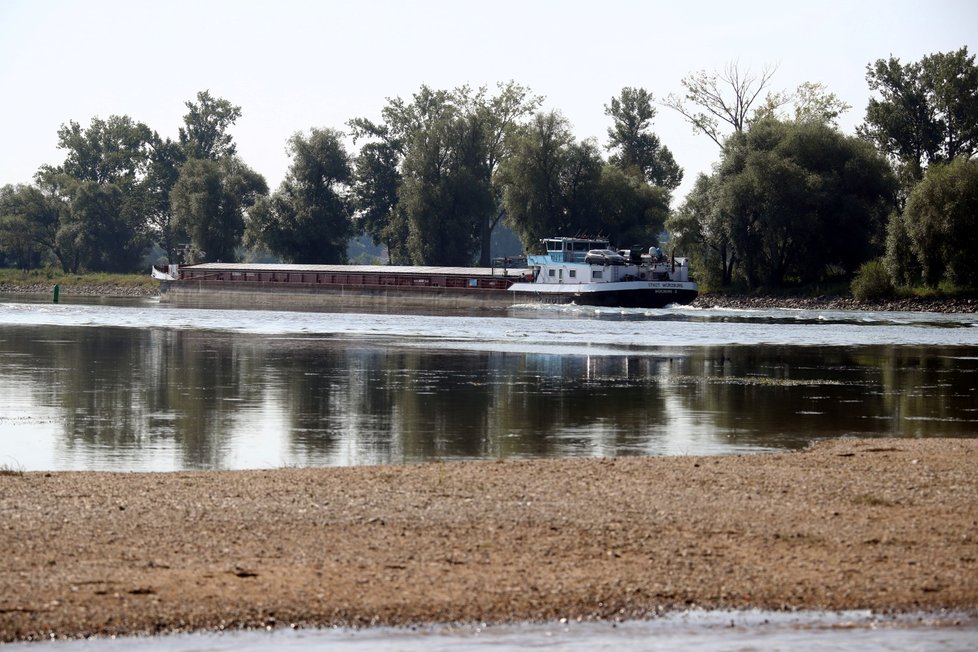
[1,438,976,641]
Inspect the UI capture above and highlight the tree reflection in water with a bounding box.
[2,323,977,471]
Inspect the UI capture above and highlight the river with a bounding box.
[2,295,977,650]
[1,295,977,472]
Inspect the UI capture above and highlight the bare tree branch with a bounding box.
[663,62,783,149]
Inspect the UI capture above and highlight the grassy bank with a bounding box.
[0,268,158,296]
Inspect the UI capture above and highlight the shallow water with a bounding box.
[2,296,977,471]
[6,611,977,651]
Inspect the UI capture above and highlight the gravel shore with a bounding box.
[690,293,978,314]
[0,283,157,298]
[1,438,976,642]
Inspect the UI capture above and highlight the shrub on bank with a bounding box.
[851,260,895,300]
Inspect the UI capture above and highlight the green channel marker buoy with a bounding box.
[53,284,59,303]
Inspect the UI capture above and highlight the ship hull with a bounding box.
[509,280,698,309]
[159,279,518,312]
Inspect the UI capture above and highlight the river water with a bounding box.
[2,295,977,649]
[4,610,977,651]
[2,295,977,471]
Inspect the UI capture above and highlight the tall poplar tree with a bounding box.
[605,87,682,190]
[860,46,978,185]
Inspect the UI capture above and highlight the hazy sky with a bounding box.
[1,0,975,203]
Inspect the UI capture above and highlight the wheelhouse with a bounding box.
[543,237,610,263]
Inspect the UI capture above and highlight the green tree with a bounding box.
[246,128,353,263]
[64,181,149,272]
[923,48,978,160]
[399,101,494,266]
[170,157,267,262]
[167,91,263,263]
[499,111,662,250]
[349,129,404,262]
[144,137,186,263]
[860,47,978,185]
[666,173,736,289]
[716,149,765,287]
[791,81,852,126]
[33,115,158,272]
[498,111,577,247]
[891,157,978,288]
[883,210,919,287]
[350,89,435,264]
[470,82,542,265]
[49,115,156,185]
[352,86,485,265]
[559,138,605,236]
[850,259,895,300]
[605,87,682,190]
[350,83,540,265]
[179,90,242,161]
[735,120,894,286]
[0,184,63,268]
[596,164,671,248]
[674,119,896,289]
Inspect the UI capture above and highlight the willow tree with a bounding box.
[497,111,580,247]
[666,173,735,290]
[350,82,540,265]
[0,183,66,269]
[247,128,353,264]
[670,119,896,289]
[170,157,267,263]
[32,114,158,272]
[886,157,978,288]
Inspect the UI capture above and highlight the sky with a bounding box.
[1,0,976,204]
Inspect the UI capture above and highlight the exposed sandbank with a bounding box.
[1,438,976,641]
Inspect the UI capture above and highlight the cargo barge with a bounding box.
[153,262,527,311]
[153,237,698,311]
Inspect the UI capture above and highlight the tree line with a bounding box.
[667,48,978,293]
[1,46,976,295]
